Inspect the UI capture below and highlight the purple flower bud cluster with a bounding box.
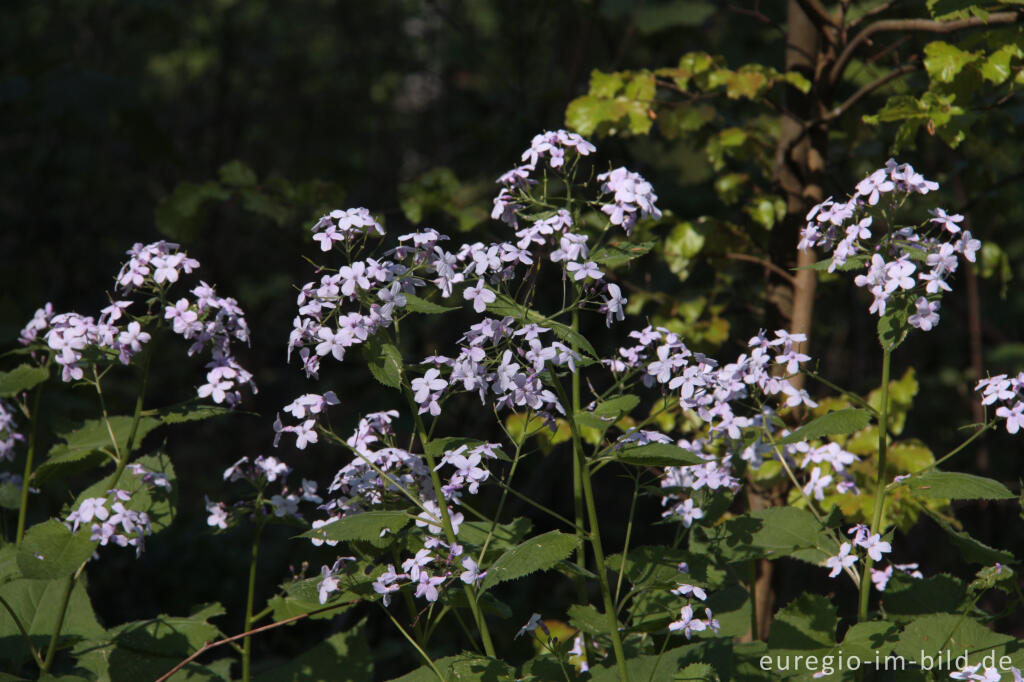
[976,373,1024,435]
[0,400,23,462]
[799,160,981,331]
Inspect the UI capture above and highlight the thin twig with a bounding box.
[824,63,919,121]
[830,11,1022,84]
[154,600,357,682]
[725,252,797,286]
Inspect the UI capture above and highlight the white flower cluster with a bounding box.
[976,373,1024,435]
[20,241,254,407]
[0,400,23,462]
[799,160,980,331]
[65,489,152,556]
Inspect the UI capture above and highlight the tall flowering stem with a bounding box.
[406,387,496,658]
[859,346,891,622]
[15,379,45,545]
[241,517,266,682]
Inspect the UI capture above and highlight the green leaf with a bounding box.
[924,41,980,83]
[568,604,612,636]
[833,620,899,662]
[403,293,459,314]
[878,303,912,351]
[0,576,104,667]
[574,411,614,431]
[894,613,1014,663]
[297,510,411,544]
[784,71,812,93]
[153,402,235,424]
[883,574,966,619]
[903,471,1014,500]
[664,221,706,281]
[0,364,49,397]
[775,408,872,445]
[590,241,655,268]
[485,292,597,359]
[594,394,640,419]
[766,593,836,651]
[480,530,580,591]
[388,654,515,682]
[981,43,1023,84]
[363,341,403,389]
[614,443,704,467]
[46,415,161,464]
[632,2,716,33]
[565,95,625,137]
[217,160,258,187]
[692,507,836,563]
[253,620,372,682]
[17,519,98,580]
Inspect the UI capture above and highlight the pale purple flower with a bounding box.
[825,542,857,577]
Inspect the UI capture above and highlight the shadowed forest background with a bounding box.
[3,1,1024,678]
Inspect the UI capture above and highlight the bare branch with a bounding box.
[725,252,798,286]
[830,10,1023,85]
[154,600,358,682]
[824,62,919,121]
[796,0,840,30]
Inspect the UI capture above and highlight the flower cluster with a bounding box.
[0,400,22,462]
[20,241,254,406]
[799,160,980,331]
[65,489,152,556]
[597,167,663,235]
[207,454,322,529]
[976,373,1024,435]
[311,207,384,252]
[824,525,893,580]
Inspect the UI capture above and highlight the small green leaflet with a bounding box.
[403,293,459,314]
[614,442,704,467]
[297,510,411,543]
[590,241,655,268]
[775,408,872,445]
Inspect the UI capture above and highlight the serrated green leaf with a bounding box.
[594,394,640,418]
[565,95,625,137]
[298,510,411,544]
[363,340,403,389]
[403,293,459,314]
[924,41,980,83]
[17,519,97,580]
[590,241,655,268]
[480,530,580,591]
[894,613,1013,663]
[831,620,899,663]
[903,471,1014,500]
[568,604,612,636]
[153,402,235,425]
[614,443,704,467]
[0,364,49,397]
[574,411,613,431]
[883,574,966,619]
[766,593,836,651]
[675,662,717,681]
[45,415,161,465]
[775,408,872,445]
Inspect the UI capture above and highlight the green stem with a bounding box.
[858,347,891,622]
[101,348,153,492]
[42,561,85,672]
[405,390,496,659]
[554,370,630,681]
[569,308,594,663]
[241,518,266,682]
[924,422,995,472]
[384,608,444,681]
[15,382,44,545]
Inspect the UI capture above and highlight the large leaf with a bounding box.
[921,507,1014,565]
[297,510,411,544]
[902,471,1014,500]
[894,613,1018,666]
[692,506,836,563]
[253,620,372,682]
[0,364,49,397]
[16,519,97,580]
[613,443,704,467]
[0,576,104,667]
[766,593,836,652]
[775,408,872,446]
[480,530,580,591]
[44,415,161,469]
